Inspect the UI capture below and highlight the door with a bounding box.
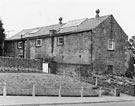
[42,63,49,73]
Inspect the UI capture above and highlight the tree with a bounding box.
[0,19,5,56]
[125,37,135,78]
[125,56,134,79]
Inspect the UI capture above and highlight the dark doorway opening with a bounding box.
[107,65,113,74]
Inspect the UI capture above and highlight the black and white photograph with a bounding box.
[0,0,135,106]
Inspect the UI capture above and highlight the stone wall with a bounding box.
[54,63,91,78]
[53,32,92,64]
[4,41,18,57]
[29,37,52,60]
[4,15,128,75]
[92,15,128,75]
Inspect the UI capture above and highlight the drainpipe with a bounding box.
[26,39,30,59]
[90,30,93,72]
[49,30,56,58]
[21,34,25,58]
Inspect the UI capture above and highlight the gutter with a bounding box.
[5,29,93,41]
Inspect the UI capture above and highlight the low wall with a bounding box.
[0,57,42,73]
[54,63,91,78]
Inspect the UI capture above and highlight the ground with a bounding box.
[0,73,97,96]
[0,95,135,106]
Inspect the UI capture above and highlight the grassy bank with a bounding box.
[0,73,98,97]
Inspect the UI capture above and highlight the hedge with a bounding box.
[0,57,42,73]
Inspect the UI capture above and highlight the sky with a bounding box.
[0,0,135,38]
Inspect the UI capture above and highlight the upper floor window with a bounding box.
[18,41,23,49]
[36,39,42,47]
[57,37,64,46]
[108,39,115,50]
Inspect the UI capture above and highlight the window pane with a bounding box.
[18,41,23,48]
[58,37,64,45]
[108,39,115,50]
[36,39,42,46]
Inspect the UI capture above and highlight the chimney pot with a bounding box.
[59,17,62,24]
[96,9,100,18]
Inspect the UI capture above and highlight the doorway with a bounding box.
[107,65,113,74]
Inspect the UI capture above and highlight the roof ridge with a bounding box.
[67,18,88,22]
[88,14,112,20]
[15,15,111,31]
[22,23,65,31]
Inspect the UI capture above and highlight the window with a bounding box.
[107,65,113,74]
[57,37,64,46]
[18,41,23,49]
[36,39,42,47]
[49,30,57,36]
[108,39,115,50]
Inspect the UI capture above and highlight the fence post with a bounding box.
[133,84,135,96]
[99,87,102,96]
[32,84,35,97]
[59,85,61,97]
[81,86,84,97]
[95,77,98,86]
[114,88,116,96]
[114,88,120,97]
[3,82,6,96]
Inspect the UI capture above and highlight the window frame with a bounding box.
[107,65,114,74]
[107,39,115,50]
[35,39,42,47]
[57,37,64,46]
[18,41,23,49]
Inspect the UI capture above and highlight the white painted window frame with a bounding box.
[18,41,23,49]
[108,39,115,50]
[57,37,64,46]
[36,39,42,47]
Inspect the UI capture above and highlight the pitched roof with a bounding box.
[6,15,110,41]
[7,24,65,40]
[59,15,110,33]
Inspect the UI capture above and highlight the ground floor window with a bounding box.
[107,65,113,74]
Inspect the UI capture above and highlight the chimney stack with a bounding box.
[96,9,100,18]
[59,17,62,24]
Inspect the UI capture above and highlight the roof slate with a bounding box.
[6,15,110,40]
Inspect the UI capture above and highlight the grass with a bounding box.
[0,73,98,97]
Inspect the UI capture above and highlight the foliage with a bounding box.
[125,37,135,78]
[0,57,42,71]
[0,19,5,56]
[125,70,133,79]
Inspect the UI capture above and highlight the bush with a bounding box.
[125,71,133,79]
[0,57,42,73]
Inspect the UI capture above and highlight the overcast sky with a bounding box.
[0,0,135,38]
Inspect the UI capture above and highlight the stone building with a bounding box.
[5,10,128,76]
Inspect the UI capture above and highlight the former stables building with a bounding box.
[5,10,128,76]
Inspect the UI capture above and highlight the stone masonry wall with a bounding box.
[56,63,91,78]
[29,37,52,61]
[92,15,128,75]
[4,41,18,57]
[4,15,128,76]
[53,31,92,64]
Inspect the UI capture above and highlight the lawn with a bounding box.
[0,73,98,97]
